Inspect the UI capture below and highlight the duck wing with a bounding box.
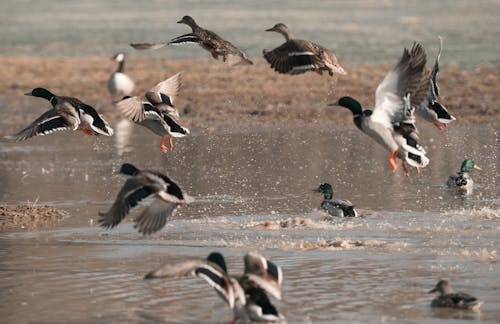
[168,33,200,45]
[130,42,167,50]
[146,73,181,107]
[372,43,427,127]
[243,252,282,300]
[263,40,316,74]
[116,96,150,122]
[6,108,77,141]
[98,178,155,229]
[134,200,178,235]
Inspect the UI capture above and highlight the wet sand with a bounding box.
[1,56,499,131]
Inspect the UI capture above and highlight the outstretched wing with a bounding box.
[98,178,154,229]
[264,40,317,75]
[116,96,151,122]
[243,252,282,300]
[6,109,74,141]
[372,43,427,127]
[130,42,167,50]
[134,200,178,235]
[146,73,182,106]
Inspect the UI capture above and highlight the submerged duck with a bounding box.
[314,183,357,217]
[99,163,192,235]
[115,72,189,153]
[263,23,346,76]
[429,280,482,311]
[145,251,284,323]
[335,42,433,176]
[414,37,455,130]
[108,53,135,100]
[6,88,113,141]
[131,16,253,66]
[447,159,481,195]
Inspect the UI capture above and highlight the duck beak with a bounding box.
[24,92,33,96]
[428,288,437,294]
[312,188,320,192]
[177,19,183,24]
[473,165,482,171]
[328,103,340,107]
[265,27,275,32]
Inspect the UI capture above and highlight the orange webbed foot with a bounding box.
[169,135,174,150]
[160,135,168,153]
[314,67,323,75]
[432,121,445,131]
[389,150,398,172]
[401,161,410,177]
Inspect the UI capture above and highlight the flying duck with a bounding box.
[115,72,189,153]
[334,42,432,176]
[6,88,113,141]
[99,163,192,235]
[263,23,346,76]
[429,280,482,311]
[414,37,455,130]
[145,251,284,323]
[108,52,135,100]
[446,159,481,195]
[314,183,358,217]
[131,16,253,66]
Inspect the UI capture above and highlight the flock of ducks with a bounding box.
[4,15,485,322]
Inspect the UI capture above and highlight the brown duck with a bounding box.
[263,23,346,76]
[132,16,253,66]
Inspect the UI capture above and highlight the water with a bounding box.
[0,123,499,323]
[1,0,499,67]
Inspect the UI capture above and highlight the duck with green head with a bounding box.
[6,88,113,141]
[314,183,357,217]
[333,42,435,176]
[446,159,481,195]
[144,251,284,323]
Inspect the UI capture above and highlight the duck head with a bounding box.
[265,23,293,40]
[460,159,481,172]
[25,87,55,101]
[120,163,140,176]
[336,96,363,116]
[314,183,333,200]
[429,279,454,295]
[207,252,228,273]
[177,15,198,28]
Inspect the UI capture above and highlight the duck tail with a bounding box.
[120,163,140,176]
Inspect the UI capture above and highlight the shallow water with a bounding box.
[0,122,499,323]
[1,0,499,67]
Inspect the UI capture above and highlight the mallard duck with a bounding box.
[314,183,357,217]
[334,42,431,176]
[263,23,346,76]
[414,37,455,130]
[145,251,284,323]
[99,163,192,235]
[131,16,253,66]
[429,280,482,311]
[6,88,113,141]
[447,159,481,195]
[108,53,135,100]
[115,72,189,153]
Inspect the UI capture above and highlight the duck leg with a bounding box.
[401,160,410,177]
[81,124,93,135]
[210,49,219,60]
[389,150,398,172]
[159,135,168,153]
[314,67,323,75]
[169,135,174,150]
[432,121,445,131]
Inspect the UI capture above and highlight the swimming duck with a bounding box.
[414,37,455,130]
[131,16,253,66]
[334,42,431,176]
[314,183,358,217]
[6,88,113,141]
[429,280,482,311]
[108,53,135,100]
[99,163,192,235]
[115,72,189,153]
[145,251,284,323]
[263,23,346,76]
[446,159,481,195]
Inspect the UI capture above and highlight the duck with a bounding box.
[131,16,253,66]
[115,72,189,153]
[6,88,113,141]
[446,159,481,195]
[263,23,346,76]
[314,183,357,217]
[429,279,482,311]
[414,37,455,130]
[108,53,135,100]
[334,42,432,176]
[98,163,192,235]
[144,251,284,323]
